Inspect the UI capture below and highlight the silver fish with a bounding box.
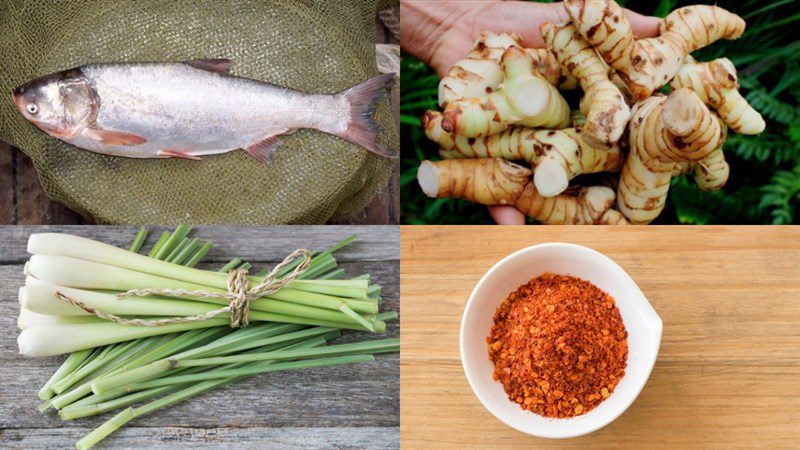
[12,59,394,162]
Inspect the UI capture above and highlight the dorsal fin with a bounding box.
[184,59,232,74]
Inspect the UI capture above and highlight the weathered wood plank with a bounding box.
[0,225,400,263]
[0,426,399,449]
[6,147,83,225]
[0,142,15,224]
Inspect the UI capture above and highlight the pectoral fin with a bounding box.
[185,59,232,74]
[84,127,148,146]
[245,135,283,164]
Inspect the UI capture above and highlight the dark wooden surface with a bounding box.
[0,225,400,448]
[0,17,399,225]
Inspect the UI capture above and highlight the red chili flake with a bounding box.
[487,273,628,418]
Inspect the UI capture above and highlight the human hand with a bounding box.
[401,1,661,224]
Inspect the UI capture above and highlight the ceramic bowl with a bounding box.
[460,243,662,438]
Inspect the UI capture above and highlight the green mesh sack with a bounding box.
[0,0,397,224]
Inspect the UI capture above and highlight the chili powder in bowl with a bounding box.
[488,273,629,418]
[460,243,661,438]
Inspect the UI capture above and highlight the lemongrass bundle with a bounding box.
[19,232,387,356]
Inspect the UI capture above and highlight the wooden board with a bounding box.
[400,226,800,449]
[0,225,399,448]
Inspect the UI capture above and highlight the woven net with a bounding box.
[0,0,397,224]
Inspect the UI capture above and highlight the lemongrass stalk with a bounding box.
[217,258,241,273]
[77,357,374,450]
[294,255,336,280]
[115,328,229,373]
[18,318,230,357]
[135,355,375,389]
[237,262,251,271]
[309,234,357,264]
[37,349,92,400]
[368,284,381,298]
[269,235,352,280]
[77,340,356,450]
[74,347,105,372]
[64,385,182,422]
[22,283,373,328]
[51,336,167,399]
[48,328,228,410]
[17,308,104,330]
[93,331,386,396]
[376,311,397,322]
[317,268,346,280]
[266,233,357,279]
[181,338,399,367]
[68,359,244,410]
[65,373,193,411]
[91,326,333,394]
[164,238,190,263]
[64,367,220,416]
[128,330,342,396]
[338,304,375,332]
[22,282,222,317]
[296,279,368,289]
[250,312,383,333]
[154,225,192,260]
[184,242,213,268]
[20,302,380,357]
[146,231,170,258]
[269,251,320,278]
[128,227,148,253]
[64,335,331,419]
[51,338,153,394]
[259,288,377,315]
[28,234,359,294]
[170,238,200,265]
[26,255,377,315]
[50,344,115,389]
[290,279,370,299]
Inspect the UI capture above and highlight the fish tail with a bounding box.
[336,74,396,159]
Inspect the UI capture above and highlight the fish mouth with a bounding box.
[11,88,25,112]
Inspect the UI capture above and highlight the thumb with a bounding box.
[488,206,527,225]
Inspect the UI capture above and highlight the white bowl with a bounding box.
[460,243,662,439]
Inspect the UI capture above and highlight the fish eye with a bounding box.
[26,104,38,114]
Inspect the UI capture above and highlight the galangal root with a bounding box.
[417,158,627,225]
[422,111,623,197]
[618,88,724,224]
[438,32,577,107]
[564,0,745,100]
[417,0,764,225]
[440,46,571,138]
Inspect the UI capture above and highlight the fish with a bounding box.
[11,59,395,163]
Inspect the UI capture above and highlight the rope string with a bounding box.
[54,249,312,328]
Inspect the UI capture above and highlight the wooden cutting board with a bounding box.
[400,226,800,449]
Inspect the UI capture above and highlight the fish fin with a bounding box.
[337,74,396,159]
[158,150,202,161]
[84,127,148,146]
[184,59,232,74]
[245,135,283,164]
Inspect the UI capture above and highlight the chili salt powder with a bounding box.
[487,273,628,418]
